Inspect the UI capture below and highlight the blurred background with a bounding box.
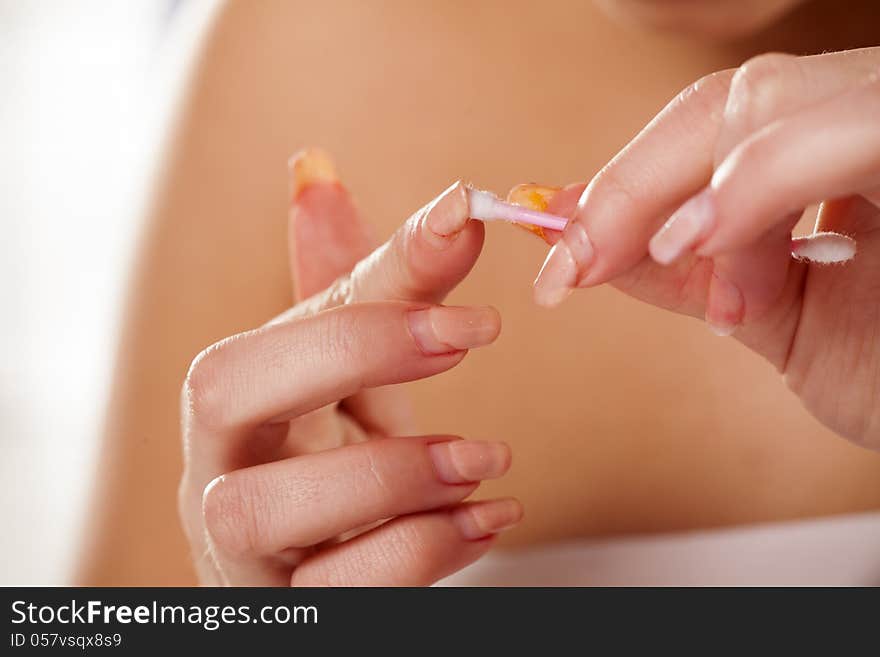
[0,0,205,584]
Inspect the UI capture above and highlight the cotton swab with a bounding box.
[467,187,569,232]
[791,232,857,263]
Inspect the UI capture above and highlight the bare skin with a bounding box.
[77,0,880,585]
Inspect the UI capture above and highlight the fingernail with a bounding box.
[408,306,501,355]
[649,187,716,265]
[288,147,338,201]
[507,183,560,210]
[705,271,744,337]
[452,499,524,540]
[533,220,593,308]
[428,440,511,484]
[422,181,469,246]
[506,183,561,240]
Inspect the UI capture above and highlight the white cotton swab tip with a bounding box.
[466,187,569,232]
[791,232,857,264]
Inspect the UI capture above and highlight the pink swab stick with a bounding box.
[466,187,569,232]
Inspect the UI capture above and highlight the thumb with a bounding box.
[288,148,376,300]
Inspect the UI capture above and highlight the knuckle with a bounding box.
[181,336,239,428]
[325,272,355,307]
[675,68,736,126]
[201,473,267,558]
[727,53,798,123]
[724,127,769,175]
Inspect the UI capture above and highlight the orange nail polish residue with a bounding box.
[288,147,338,201]
[506,184,561,242]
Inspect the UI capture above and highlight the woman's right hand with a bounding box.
[178,150,521,586]
[532,49,880,449]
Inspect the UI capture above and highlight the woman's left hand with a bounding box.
[532,47,880,448]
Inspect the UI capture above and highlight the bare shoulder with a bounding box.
[76,0,336,584]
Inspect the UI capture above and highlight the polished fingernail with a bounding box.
[429,440,511,484]
[507,183,560,210]
[705,271,744,337]
[408,306,501,355]
[506,183,561,240]
[533,220,593,307]
[288,147,338,200]
[452,498,524,540]
[423,180,470,246]
[649,187,716,265]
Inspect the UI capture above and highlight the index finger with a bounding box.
[531,70,734,306]
[287,179,484,324]
[285,168,487,435]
